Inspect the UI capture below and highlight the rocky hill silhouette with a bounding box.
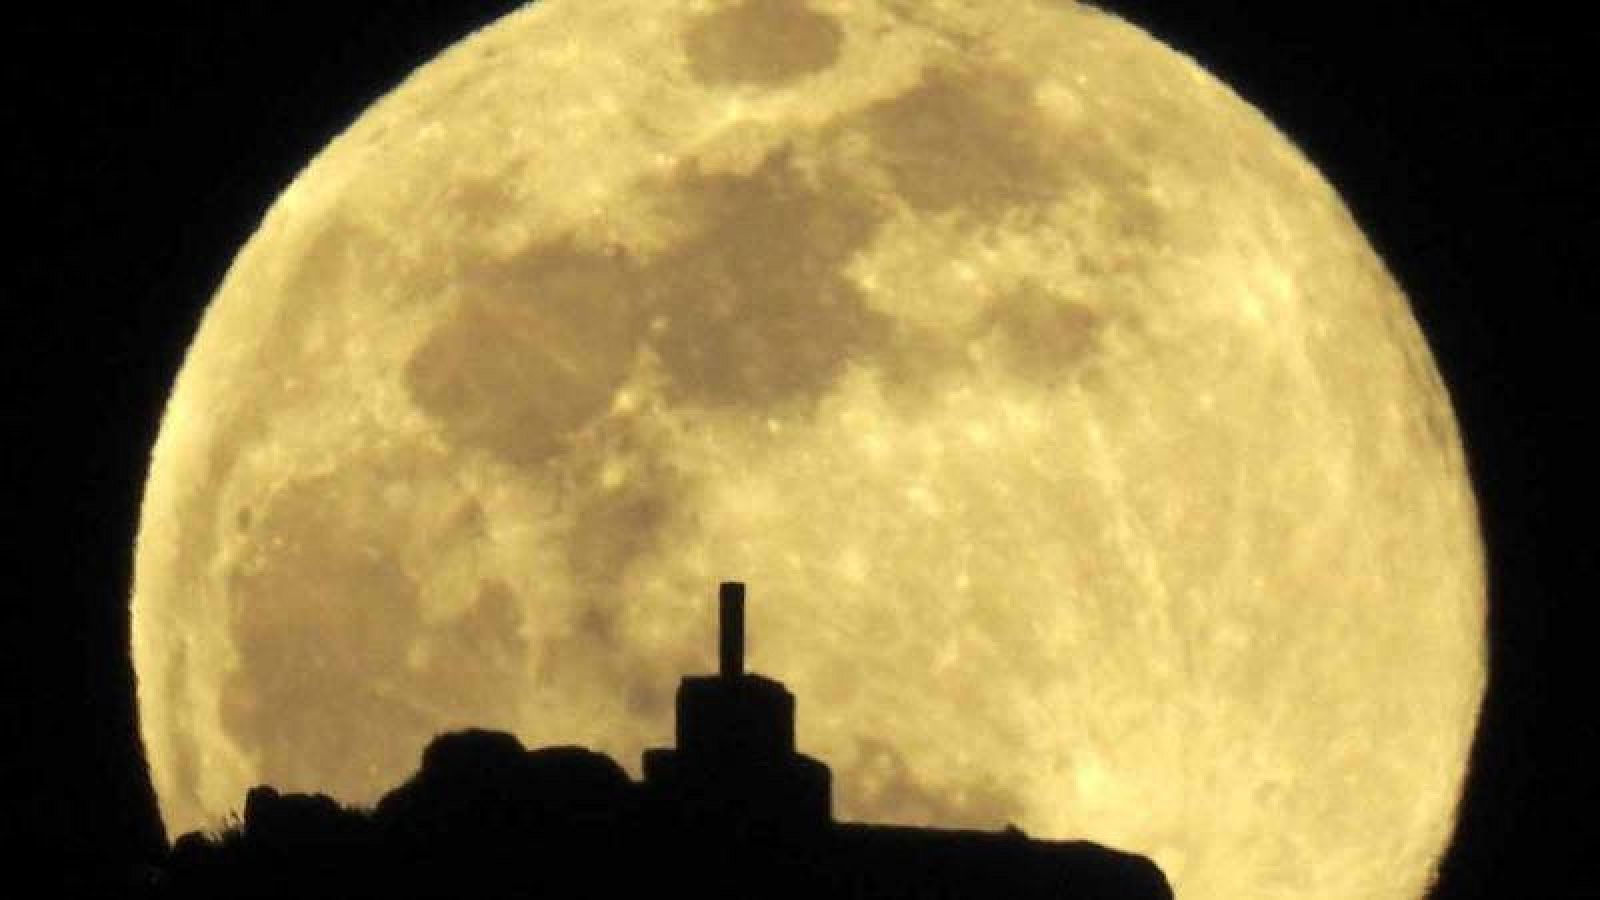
[154,583,1171,899]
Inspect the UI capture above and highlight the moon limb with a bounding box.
[132,3,1485,899]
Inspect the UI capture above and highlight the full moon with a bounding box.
[132,2,1485,897]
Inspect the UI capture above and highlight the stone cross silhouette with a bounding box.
[720,581,745,678]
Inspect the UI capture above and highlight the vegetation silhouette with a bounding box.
[155,583,1171,899]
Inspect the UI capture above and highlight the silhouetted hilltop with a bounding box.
[156,584,1171,899]
[377,732,634,842]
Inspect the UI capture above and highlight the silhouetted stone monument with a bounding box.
[643,582,833,834]
[156,582,1172,899]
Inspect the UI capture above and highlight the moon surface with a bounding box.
[132,2,1485,898]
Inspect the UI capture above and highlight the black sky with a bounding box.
[5,3,1594,897]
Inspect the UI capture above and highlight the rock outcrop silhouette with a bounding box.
[156,583,1171,899]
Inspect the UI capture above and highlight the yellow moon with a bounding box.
[132,1,1485,898]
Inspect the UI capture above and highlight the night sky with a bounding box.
[7,3,1592,897]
